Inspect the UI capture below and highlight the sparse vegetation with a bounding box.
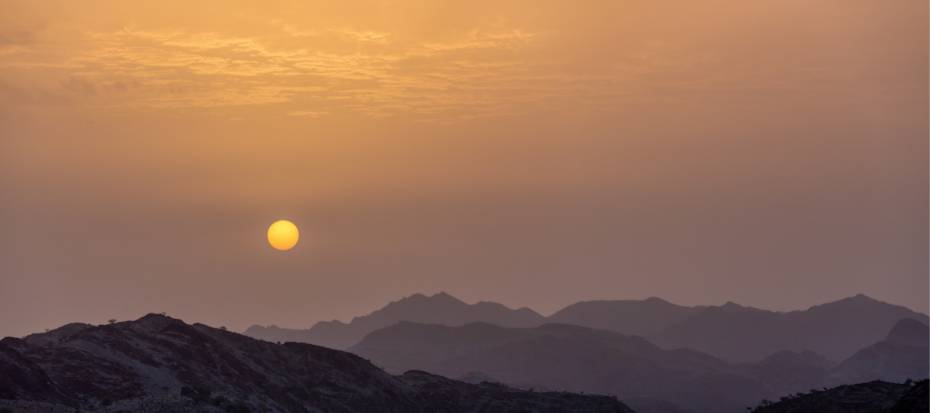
[750,381,919,413]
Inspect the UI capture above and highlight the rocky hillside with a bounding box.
[0,314,631,413]
[749,380,928,413]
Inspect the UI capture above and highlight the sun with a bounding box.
[267,220,299,251]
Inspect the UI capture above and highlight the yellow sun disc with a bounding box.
[267,220,299,251]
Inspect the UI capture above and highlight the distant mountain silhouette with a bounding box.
[548,297,699,337]
[351,321,822,413]
[749,380,928,413]
[244,292,544,349]
[247,292,927,365]
[0,314,631,413]
[829,319,929,384]
[652,294,929,362]
[353,318,929,413]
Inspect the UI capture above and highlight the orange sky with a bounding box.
[1,0,927,337]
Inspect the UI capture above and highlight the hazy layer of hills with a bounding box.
[352,322,761,412]
[245,292,544,349]
[0,314,632,413]
[4,293,925,412]
[828,319,930,385]
[548,297,698,338]
[246,293,927,364]
[349,317,928,413]
[652,294,928,362]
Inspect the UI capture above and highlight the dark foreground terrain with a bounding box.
[750,380,928,413]
[0,314,632,413]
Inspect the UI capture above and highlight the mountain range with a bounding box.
[245,292,928,363]
[652,294,929,362]
[3,292,926,413]
[351,321,763,413]
[0,314,632,413]
[349,317,928,413]
[245,292,544,349]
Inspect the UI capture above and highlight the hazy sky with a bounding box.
[1,0,927,337]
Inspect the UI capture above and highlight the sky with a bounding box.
[1,0,927,337]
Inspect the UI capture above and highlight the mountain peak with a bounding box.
[137,312,177,322]
[719,301,747,311]
[429,291,463,303]
[849,293,878,302]
[801,293,899,314]
[827,293,882,307]
[134,312,185,328]
[401,291,463,304]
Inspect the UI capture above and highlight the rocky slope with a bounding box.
[0,314,631,413]
[749,380,928,413]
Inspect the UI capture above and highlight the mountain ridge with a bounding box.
[749,380,928,413]
[244,292,928,361]
[351,321,767,412]
[0,313,632,413]
[653,294,929,362]
[245,291,546,349]
[351,317,928,413]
